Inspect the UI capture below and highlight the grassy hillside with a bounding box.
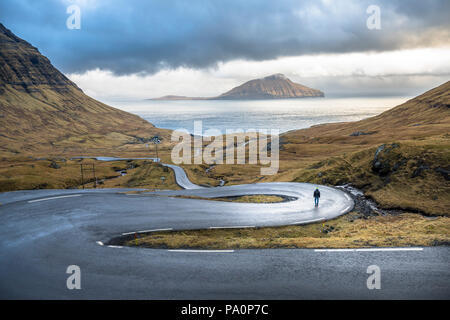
[184,81,450,216]
[0,23,171,158]
[0,84,172,157]
[0,23,176,191]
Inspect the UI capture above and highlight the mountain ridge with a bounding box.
[0,23,169,157]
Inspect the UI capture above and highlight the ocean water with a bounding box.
[109,97,410,135]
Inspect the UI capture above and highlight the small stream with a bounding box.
[336,184,403,216]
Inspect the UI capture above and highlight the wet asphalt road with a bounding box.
[0,165,448,299]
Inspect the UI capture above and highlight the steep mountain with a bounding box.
[0,23,169,157]
[217,74,324,99]
[152,74,324,100]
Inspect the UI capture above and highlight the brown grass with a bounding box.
[0,158,180,191]
[175,194,285,203]
[127,213,450,249]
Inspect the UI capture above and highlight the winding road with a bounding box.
[0,162,448,299]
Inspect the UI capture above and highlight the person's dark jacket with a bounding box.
[314,189,320,198]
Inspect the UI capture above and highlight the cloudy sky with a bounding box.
[1,0,449,100]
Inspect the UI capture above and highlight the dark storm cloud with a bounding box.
[0,0,449,75]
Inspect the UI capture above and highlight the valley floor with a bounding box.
[1,82,449,249]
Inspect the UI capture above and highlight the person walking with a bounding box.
[313,187,320,207]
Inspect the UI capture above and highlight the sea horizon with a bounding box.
[107,95,411,135]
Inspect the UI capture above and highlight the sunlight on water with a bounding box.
[109,97,410,134]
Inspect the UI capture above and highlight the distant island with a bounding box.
[151,95,209,101]
[149,73,324,100]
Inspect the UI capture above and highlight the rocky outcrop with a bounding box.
[48,161,61,169]
[371,143,448,183]
[371,143,400,176]
[349,131,376,136]
[434,167,450,181]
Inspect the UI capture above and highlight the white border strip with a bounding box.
[315,247,423,252]
[122,231,138,236]
[137,228,173,233]
[209,226,255,229]
[290,218,324,225]
[168,249,234,253]
[28,194,82,203]
[122,228,173,236]
[355,247,423,252]
[108,245,123,249]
